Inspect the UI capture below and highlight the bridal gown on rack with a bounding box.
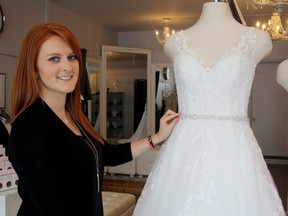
[133,28,285,216]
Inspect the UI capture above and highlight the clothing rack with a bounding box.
[162,90,178,113]
[214,0,246,25]
[0,109,11,123]
[162,90,176,98]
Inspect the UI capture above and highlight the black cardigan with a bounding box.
[8,99,133,216]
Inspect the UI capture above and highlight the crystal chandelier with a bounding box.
[155,18,175,45]
[248,0,288,12]
[248,0,288,42]
[106,51,120,59]
[256,12,288,42]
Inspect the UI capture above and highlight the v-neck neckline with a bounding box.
[179,27,254,71]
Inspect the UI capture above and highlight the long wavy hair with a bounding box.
[11,23,104,144]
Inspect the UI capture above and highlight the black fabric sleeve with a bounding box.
[0,120,9,147]
[102,141,133,167]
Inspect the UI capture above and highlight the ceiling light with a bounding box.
[155,18,175,45]
[256,12,288,42]
[248,0,288,42]
[106,51,120,59]
[248,0,288,12]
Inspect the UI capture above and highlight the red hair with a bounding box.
[11,23,104,144]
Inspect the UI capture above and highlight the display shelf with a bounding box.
[106,92,125,142]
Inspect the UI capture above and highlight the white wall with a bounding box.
[118,31,170,64]
[49,2,117,59]
[0,0,46,113]
[0,0,117,114]
[252,62,288,156]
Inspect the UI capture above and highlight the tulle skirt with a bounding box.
[133,119,285,216]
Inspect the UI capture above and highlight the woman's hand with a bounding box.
[153,109,180,143]
[131,109,180,158]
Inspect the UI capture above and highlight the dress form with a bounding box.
[164,2,272,65]
[133,2,285,216]
[277,59,288,92]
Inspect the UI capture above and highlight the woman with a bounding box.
[8,23,179,216]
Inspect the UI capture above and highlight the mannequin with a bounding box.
[133,1,285,216]
[277,59,288,92]
[164,2,272,65]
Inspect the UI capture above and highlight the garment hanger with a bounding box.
[212,0,246,25]
[228,0,246,25]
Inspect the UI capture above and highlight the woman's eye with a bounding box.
[68,55,77,61]
[48,56,60,62]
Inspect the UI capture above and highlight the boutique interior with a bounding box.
[0,0,288,215]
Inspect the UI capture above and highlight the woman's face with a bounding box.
[36,35,79,100]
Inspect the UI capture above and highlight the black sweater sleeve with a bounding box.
[0,120,9,147]
[102,141,133,167]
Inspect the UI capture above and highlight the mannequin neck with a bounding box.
[196,2,236,26]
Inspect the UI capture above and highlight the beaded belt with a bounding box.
[180,114,249,122]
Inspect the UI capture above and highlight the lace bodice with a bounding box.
[173,28,257,117]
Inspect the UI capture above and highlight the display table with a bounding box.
[0,189,21,216]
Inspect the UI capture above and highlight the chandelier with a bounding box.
[248,0,288,12]
[106,51,120,59]
[248,0,288,42]
[256,12,288,42]
[155,18,175,45]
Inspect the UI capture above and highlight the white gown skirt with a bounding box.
[133,119,285,216]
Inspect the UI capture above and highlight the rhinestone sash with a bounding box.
[180,114,249,122]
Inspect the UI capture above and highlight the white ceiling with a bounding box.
[51,0,288,32]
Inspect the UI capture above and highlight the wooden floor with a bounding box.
[266,161,288,211]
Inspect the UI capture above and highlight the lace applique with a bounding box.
[174,28,257,71]
[244,125,286,216]
[179,153,216,216]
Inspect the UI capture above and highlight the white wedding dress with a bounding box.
[133,28,286,216]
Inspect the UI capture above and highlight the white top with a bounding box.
[277,59,288,92]
[164,2,272,65]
